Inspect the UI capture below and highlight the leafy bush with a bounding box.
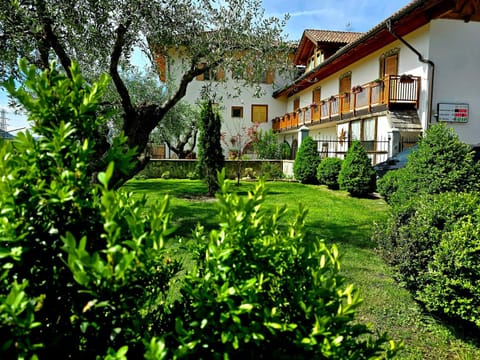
[161,170,171,179]
[293,136,320,184]
[418,213,480,327]
[376,169,405,203]
[388,124,480,207]
[317,157,343,189]
[259,161,284,180]
[338,141,376,197]
[169,171,399,359]
[374,124,480,332]
[253,129,283,159]
[0,61,178,359]
[374,192,480,292]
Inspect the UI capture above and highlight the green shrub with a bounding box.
[196,99,224,195]
[253,129,282,159]
[169,171,399,359]
[243,167,256,179]
[259,161,284,180]
[186,171,197,179]
[418,214,480,328]
[161,170,171,179]
[374,192,480,293]
[376,169,405,203]
[0,61,178,359]
[338,141,376,197]
[389,124,480,207]
[317,157,343,189]
[293,137,320,184]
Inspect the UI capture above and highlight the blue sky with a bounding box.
[263,0,412,40]
[1,0,411,131]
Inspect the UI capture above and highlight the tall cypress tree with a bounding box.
[197,99,224,195]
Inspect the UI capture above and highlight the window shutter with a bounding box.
[196,63,206,81]
[252,105,268,123]
[156,55,167,82]
[265,69,275,84]
[216,67,225,81]
[385,55,398,76]
[312,88,321,103]
[293,98,300,112]
[339,75,351,93]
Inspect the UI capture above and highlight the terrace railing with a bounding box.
[272,75,420,133]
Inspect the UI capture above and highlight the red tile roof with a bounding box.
[303,29,365,44]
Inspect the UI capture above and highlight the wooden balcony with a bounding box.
[272,75,420,133]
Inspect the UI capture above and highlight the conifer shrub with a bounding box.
[316,157,343,189]
[293,136,320,184]
[376,169,405,203]
[388,124,480,208]
[338,141,376,197]
[196,99,224,195]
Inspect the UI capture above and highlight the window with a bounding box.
[155,55,167,82]
[307,57,315,72]
[196,63,225,81]
[339,71,352,112]
[231,106,244,118]
[293,98,300,112]
[350,120,361,141]
[312,87,321,104]
[251,104,268,123]
[349,118,377,150]
[316,51,324,66]
[379,48,400,78]
[262,69,275,84]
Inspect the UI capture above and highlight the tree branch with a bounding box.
[162,58,222,115]
[110,21,135,118]
[36,0,72,75]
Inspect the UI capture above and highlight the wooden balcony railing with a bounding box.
[272,75,420,133]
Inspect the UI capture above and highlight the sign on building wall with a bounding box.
[437,103,469,123]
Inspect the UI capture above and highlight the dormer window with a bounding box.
[306,49,324,72]
[316,51,324,64]
[307,57,315,72]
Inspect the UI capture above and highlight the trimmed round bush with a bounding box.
[293,137,320,184]
[338,141,376,197]
[317,157,343,189]
[376,168,405,203]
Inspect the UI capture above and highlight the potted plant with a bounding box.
[372,78,383,86]
[399,74,414,83]
[352,85,363,93]
[329,95,337,102]
[309,103,318,108]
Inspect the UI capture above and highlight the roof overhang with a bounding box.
[274,0,480,98]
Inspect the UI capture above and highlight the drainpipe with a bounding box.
[386,19,435,129]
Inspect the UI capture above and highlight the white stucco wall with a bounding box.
[429,19,480,145]
[285,25,432,134]
[165,53,289,156]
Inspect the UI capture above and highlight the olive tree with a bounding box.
[150,101,200,159]
[0,0,290,187]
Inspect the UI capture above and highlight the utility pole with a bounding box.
[0,109,8,138]
[0,109,7,132]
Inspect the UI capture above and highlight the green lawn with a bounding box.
[123,179,480,359]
